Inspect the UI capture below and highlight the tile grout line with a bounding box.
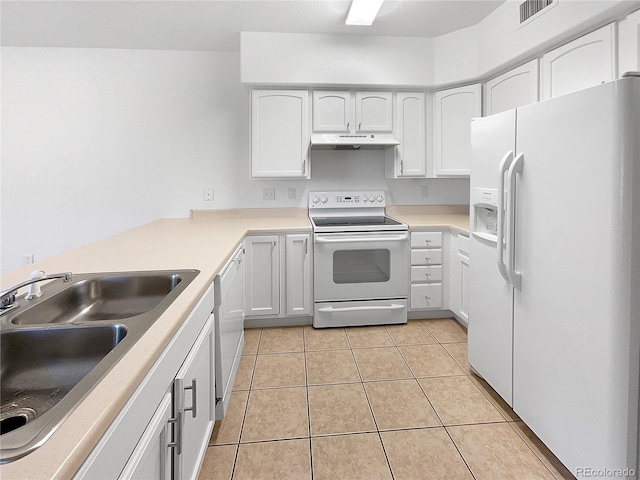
[429,325,477,480]
[506,421,568,480]
[350,330,396,479]
[302,327,315,480]
[228,328,262,480]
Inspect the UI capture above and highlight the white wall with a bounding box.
[241,32,434,87]
[1,48,242,272]
[1,47,468,273]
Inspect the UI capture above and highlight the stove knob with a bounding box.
[368,194,375,202]
[312,196,320,204]
[376,194,383,203]
[363,196,368,202]
[321,196,328,204]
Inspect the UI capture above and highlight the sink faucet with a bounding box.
[0,271,73,311]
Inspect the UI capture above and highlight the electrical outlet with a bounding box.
[263,188,276,201]
[288,188,296,200]
[203,188,214,201]
[421,186,429,198]
[23,253,34,266]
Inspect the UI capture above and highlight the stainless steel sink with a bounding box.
[0,269,199,463]
[11,273,185,325]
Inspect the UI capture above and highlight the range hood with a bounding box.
[310,133,400,150]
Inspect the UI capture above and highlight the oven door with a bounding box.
[313,231,409,302]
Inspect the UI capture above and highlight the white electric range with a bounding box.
[308,191,409,328]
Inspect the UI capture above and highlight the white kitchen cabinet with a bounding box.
[449,233,469,327]
[434,84,482,177]
[76,285,216,480]
[312,90,392,133]
[385,92,426,178]
[312,91,352,132]
[251,89,310,178]
[119,393,172,480]
[173,317,215,480]
[541,23,616,100]
[484,59,539,115]
[355,91,393,132]
[244,235,280,316]
[285,233,312,316]
[409,230,444,310]
[245,232,313,323]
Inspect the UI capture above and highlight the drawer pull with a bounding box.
[425,257,431,262]
[424,296,431,300]
[425,239,431,244]
[425,273,431,278]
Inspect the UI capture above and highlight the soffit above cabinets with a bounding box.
[1,0,505,51]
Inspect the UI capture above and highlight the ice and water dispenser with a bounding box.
[471,188,499,242]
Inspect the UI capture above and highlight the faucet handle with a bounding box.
[25,270,45,300]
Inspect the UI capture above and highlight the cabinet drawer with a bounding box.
[411,249,443,266]
[411,265,443,283]
[411,283,442,309]
[411,231,443,248]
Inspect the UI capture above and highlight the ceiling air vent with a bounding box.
[519,0,555,24]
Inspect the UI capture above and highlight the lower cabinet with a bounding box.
[173,317,215,480]
[244,235,280,316]
[119,393,173,480]
[449,233,470,326]
[245,232,312,323]
[121,309,214,480]
[285,234,312,316]
[409,230,445,310]
[75,284,216,480]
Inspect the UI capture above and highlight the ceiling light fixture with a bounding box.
[346,0,384,26]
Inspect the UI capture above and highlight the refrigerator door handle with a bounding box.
[497,151,514,283]
[506,153,524,289]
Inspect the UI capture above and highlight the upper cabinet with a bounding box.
[355,91,393,132]
[541,23,616,100]
[312,91,352,132]
[312,90,393,133]
[251,89,310,179]
[385,92,427,178]
[434,84,482,177]
[485,59,539,115]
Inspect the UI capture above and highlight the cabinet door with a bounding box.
[386,92,426,178]
[459,252,470,326]
[251,90,310,178]
[119,393,172,480]
[285,233,312,316]
[174,316,215,480]
[541,23,615,100]
[244,235,280,316]
[448,233,461,318]
[485,59,539,115]
[355,91,393,132]
[434,84,481,177]
[312,91,351,132]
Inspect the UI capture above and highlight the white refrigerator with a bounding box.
[469,75,640,478]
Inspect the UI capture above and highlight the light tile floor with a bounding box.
[199,318,576,480]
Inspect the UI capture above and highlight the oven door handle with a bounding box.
[315,234,408,243]
[318,304,406,313]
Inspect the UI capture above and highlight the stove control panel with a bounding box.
[309,191,386,208]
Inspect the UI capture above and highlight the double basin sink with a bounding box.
[0,269,199,463]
